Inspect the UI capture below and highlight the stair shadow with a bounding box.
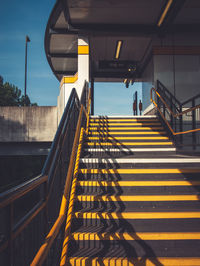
[73,171,165,265]
[72,198,164,265]
[92,115,134,158]
[74,177,200,263]
[179,170,200,201]
[72,116,200,264]
[86,115,169,159]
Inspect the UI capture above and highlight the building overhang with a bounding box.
[45,0,200,82]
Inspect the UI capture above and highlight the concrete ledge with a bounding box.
[143,103,156,115]
[0,106,57,142]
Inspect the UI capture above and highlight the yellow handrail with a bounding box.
[60,127,85,266]
[86,90,91,135]
[59,105,84,216]
[31,88,91,265]
[151,87,200,135]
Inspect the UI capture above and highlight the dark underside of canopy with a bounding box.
[45,0,200,82]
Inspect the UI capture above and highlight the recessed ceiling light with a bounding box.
[158,0,173,27]
[115,40,123,59]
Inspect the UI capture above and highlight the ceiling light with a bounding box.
[157,0,173,27]
[115,40,123,59]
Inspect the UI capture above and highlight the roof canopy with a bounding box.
[45,0,200,82]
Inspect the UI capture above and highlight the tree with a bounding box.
[0,75,37,106]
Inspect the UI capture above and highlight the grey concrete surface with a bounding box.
[0,106,58,142]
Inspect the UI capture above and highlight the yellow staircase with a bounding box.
[66,115,200,265]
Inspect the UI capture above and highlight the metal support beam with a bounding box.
[50,23,200,37]
[48,53,77,58]
[49,27,78,35]
[61,0,72,25]
[54,70,76,75]
[93,71,135,79]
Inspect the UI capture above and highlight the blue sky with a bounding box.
[0,0,142,114]
[95,82,142,115]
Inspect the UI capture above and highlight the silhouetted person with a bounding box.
[133,100,137,115]
[139,100,142,115]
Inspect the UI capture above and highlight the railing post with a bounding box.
[9,203,14,266]
[192,99,196,149]
[170,95,174,130]
[157,93,160,117]
[179,105,183,146]
[163,99,166,118]
[44,181,49,237]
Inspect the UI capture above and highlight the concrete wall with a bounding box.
[142,58,154,111]
[154,55,200,103]
[141,33,200,106]
[0,106,58,142]
[57,84,65,124]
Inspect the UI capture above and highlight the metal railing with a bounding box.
[31,88,91,265]
[0,82,90,265]
[151,80,200,149]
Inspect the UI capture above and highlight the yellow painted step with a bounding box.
[68,257,200,266]
[74,212,200,219]
[79,168,200,174]
[72,232,200,241]
[87,136,169,140]
[86,142,173,146]
[89,131,166,135]
[90,123,161,126]
[90,119,159,122]
[89,127,164,131]
[78,180,200,187]
[76,195,199,202]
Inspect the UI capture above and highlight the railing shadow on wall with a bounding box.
[0,82,90,265]
[151,80,200,150]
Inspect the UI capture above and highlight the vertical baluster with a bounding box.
[157,90,160,117]
[179,105,183,146]
[44,181,48,238]
[8,203,14,266]
[163,96,166,118]
[170,95,173,130]
[192,99,196,149]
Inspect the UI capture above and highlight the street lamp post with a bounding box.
[24,35,30,97]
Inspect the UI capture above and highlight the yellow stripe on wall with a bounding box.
[78,45,89,54]
[60,73,78,86]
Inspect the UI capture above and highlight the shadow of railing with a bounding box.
[73,135,200,265]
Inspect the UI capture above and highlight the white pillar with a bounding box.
[77,35,89,98]
[57,35,89,122]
